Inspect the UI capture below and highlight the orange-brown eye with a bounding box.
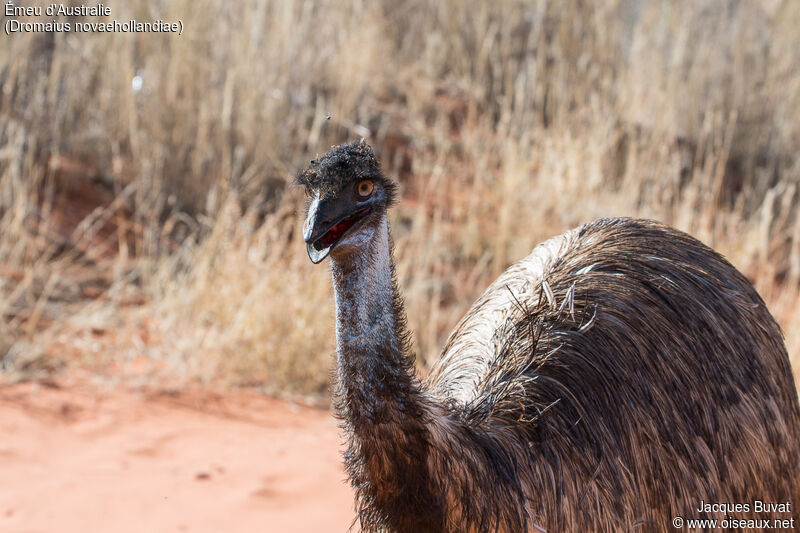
[356,180,374,198]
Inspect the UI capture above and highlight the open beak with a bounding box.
[303,193,372,263]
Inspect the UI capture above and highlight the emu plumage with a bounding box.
[297,141,800,532]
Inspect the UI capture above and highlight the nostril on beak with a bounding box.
[303,218,314,242]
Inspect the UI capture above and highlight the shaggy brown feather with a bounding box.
[429,218,800,530]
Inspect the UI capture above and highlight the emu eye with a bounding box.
[356,180,374,198]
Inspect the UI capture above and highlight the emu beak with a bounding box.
[303,193,371,264]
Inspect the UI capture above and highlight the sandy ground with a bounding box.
[0,381,354,533]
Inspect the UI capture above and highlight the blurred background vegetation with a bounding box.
[1,0,798,400]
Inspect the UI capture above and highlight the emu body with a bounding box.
[298,141,800,532]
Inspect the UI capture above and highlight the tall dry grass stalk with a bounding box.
[1,0,798,396]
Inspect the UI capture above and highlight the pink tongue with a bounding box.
[317,219,352,250]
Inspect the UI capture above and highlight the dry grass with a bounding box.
[1,0,799,398]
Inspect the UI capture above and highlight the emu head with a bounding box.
[296,141,397,263]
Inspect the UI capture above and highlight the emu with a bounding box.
[296,140,800,532]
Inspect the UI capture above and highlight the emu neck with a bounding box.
[330,217,479,532]
[329,215,420,424]
[331,217,397,356]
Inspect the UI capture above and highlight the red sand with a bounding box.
[0,382,354,533]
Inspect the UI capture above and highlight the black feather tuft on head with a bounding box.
[295,140,398,205]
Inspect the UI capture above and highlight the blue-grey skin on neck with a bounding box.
[326,213,458,533]
[328,214,420,428]
[330,215,396,356]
